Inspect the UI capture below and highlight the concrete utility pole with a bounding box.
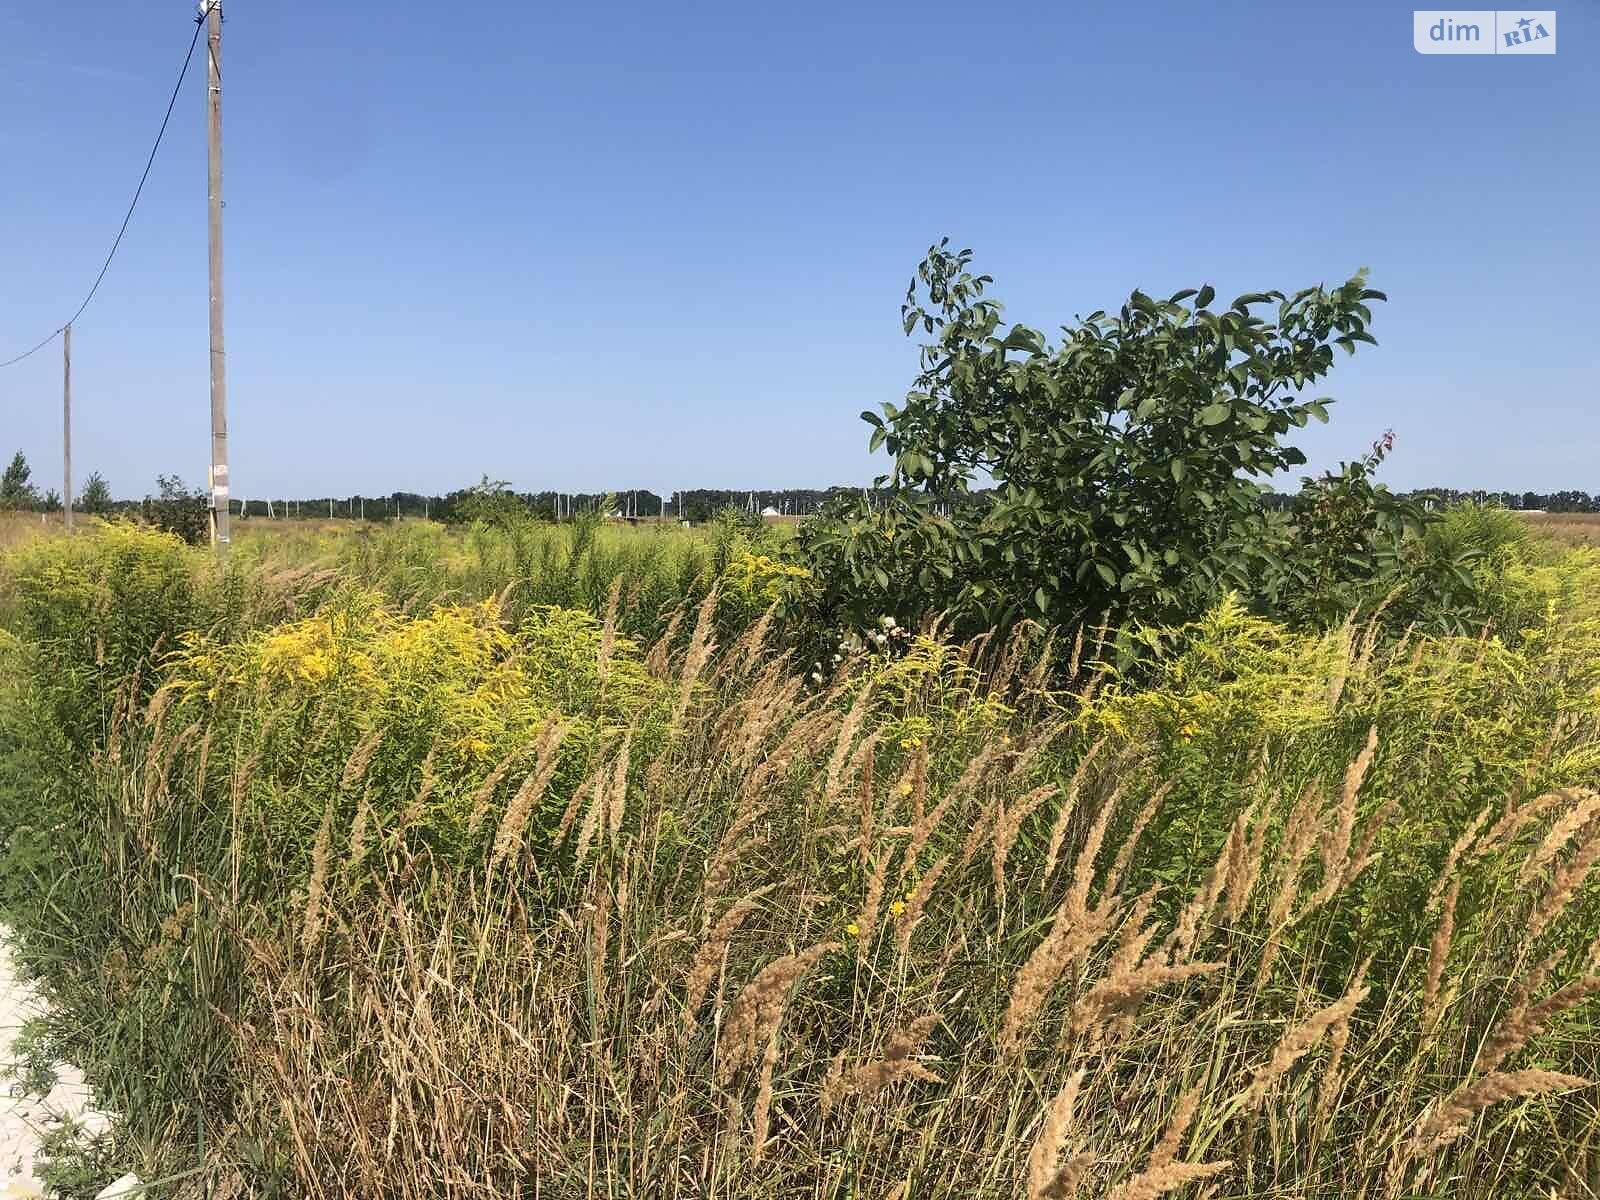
[204,0,230,551]
[62,324,72,532]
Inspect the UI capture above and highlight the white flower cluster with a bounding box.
[810,615,911,683]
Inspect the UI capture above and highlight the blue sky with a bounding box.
[1,2,1594,500]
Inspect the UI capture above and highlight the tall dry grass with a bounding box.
[201,628,1597,1198]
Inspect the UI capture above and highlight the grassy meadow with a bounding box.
[1,512,1598,1197]
[1525,512,1600,550]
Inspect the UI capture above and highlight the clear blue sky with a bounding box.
[1,2,1595,500]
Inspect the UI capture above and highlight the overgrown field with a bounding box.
[1,514,1599,1197]
[1526,512,1600,549]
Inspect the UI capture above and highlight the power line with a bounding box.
[0,5,214,370]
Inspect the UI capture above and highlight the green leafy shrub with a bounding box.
[1255,432,1422,621]
[440,474,530,526]
[1245,431,1486,631]
[803,240,1390,634]
[141,474,210,546]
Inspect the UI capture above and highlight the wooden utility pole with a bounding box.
[204,0,230,550]
[62,324,73,532]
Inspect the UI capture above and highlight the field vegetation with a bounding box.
[1525,512,1600,549]
[0,508,1596,1197]
[2,247,1599,1198]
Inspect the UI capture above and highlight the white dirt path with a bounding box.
[0,929,106,1198]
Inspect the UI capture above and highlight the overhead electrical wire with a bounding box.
[0,4,214,370]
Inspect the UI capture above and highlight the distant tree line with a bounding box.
[1260,488,1600,514]
[224,486,1600,522]
[221,485,907,524]
[1409,489,1600,513]
[7,448,1600,525]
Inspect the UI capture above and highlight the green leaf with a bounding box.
[1195,284,1216,308]
[1000,326,1046,354]
[1199,402,1231,426]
